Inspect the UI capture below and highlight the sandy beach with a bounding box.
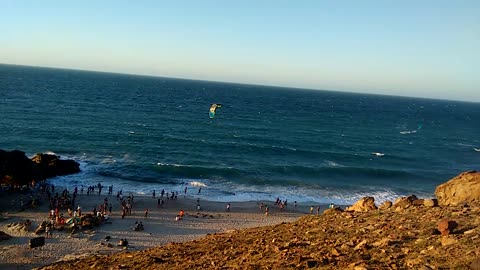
[0,186,309,270]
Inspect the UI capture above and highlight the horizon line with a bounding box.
[1,62,477,104]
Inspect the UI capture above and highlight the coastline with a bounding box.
[0,186,318,269]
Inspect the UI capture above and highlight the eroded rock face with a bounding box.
[346,197,377,212]
[435,171,480,206]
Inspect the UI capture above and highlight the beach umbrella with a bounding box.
[65,217,81,225]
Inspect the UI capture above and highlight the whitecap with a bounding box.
[325,160,345,167]
[189,181,207,187]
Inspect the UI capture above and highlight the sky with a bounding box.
[1,1,479,101]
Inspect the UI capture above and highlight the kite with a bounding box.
[209,104,222,119]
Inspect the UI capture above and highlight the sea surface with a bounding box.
[1,64,479,205]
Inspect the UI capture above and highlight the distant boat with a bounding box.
[372,152,385,156]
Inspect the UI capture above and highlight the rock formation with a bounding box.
[393,194,418,209]
[435,171,480,206]
[0,150,80,186]
[378,200,392,210]
[346,196,377,212]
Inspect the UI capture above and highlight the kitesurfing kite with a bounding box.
[209,104,222,119]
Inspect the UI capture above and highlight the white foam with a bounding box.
[189,181,207,187]
[157,162,189,167]
[325,160,345,167]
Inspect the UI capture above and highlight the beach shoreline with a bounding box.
[0,185,323,269]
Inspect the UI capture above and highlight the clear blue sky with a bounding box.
[1,1,479,101]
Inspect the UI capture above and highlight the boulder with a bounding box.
[346,197,377,212]
[423,199,438,207]
[435,171,480,206]
[323,207,343,215]
[437,219,458,236]
[378,200,392,210]
[393,195,418,209]
[413,199,425,206]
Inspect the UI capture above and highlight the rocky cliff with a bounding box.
[0,150,80,186]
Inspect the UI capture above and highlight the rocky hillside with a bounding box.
[38,202,480,269]
[36,171,480,269]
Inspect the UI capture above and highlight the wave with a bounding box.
[324,160,345,167]
[400,130,417,135]
[267,165,415,180]
[154,162,243,179]
[47,157,435,206]
[188,181,207,187]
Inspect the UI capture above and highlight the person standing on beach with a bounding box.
[265,206,269,216]
[198,187,201,194]
[144,209,149,219]
[152,190,155,198]
[226,203,231,212]
[45,224,50,238]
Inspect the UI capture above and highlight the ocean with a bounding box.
[1,64,479,205]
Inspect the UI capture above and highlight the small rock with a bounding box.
[373,238,391,247]
[471,257,480,270]
[405,257,424,267]
[441,235,458,246]
[415,238,424,244]
[354,240,367,250]
[437,219,458,235]
[331,248,340,257]
[464,229,476,235]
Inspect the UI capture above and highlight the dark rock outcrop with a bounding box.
[0,150,33,185]
[31,153,80,180]
[0,150,80,186]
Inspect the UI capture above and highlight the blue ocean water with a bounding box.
[1,64,479,204]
